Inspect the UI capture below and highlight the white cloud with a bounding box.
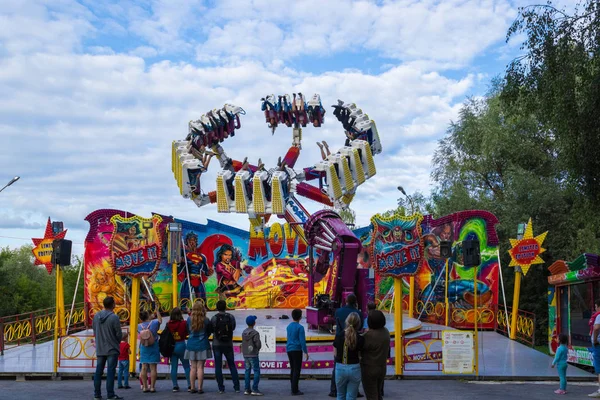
[129,46,158,58]
[195,0,516,67]
[0,0,536,254]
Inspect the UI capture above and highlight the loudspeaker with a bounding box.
[51,221,64,235]
[440,241,452,258]
[52,239,72,266]
[462,240,480,267]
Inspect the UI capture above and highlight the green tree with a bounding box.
[429,81,600,344]
[0,246,55,317]
[503,0,600,200]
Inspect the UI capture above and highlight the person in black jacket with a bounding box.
[360,310,390,400]
[334,312,364,400]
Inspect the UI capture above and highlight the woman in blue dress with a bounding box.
[184,301,213,394]
[138,309,162,393]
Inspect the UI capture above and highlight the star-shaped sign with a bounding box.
[508,218,547,276]
[32,218,67,274]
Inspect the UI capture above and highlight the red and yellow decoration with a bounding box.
[508,218,547,276]
[32,217,67,274]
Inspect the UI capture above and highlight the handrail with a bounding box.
[0,302,88,355]
[496,305,536,347]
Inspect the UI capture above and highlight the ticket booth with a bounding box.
[548,253,600,366]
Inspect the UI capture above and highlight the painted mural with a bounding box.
[84,208,500,329]
[84,209,316,315]
[356,210,500,328]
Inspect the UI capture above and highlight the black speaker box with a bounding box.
[439,241,452,258]
[462,240,480,267]
[53,239,72,266]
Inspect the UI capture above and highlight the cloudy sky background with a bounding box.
[0,0,572,256]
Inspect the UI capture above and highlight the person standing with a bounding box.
[242,315,263,396]
[330,294,363,398]
[117,332,131,389]
[334,313,364,400]
[185,301,213,394]
[93,296,124,400]
[360,310,390,400]
[138,309,162,393]
[286,308,309,396]
[552,334,568,395]
[166,307,191,392]
[211,300,240,393]
[590,299,600,398]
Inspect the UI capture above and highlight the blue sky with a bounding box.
[0,0,573,256]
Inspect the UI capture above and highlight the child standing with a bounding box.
[117,333,131,389]
[552,334,568,394]
[242,315,263,396]
[286,309,308,396]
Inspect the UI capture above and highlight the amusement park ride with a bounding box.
[171,93,382,329]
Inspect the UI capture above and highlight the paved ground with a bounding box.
[1,378,600,400]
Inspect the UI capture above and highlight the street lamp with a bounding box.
[0,176,20,193]
[397,185,415,214]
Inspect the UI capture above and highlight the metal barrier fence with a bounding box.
[403,327,443,372]
[0,302,88,355]
[496,305,536,347]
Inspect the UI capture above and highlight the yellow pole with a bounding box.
[129,277,141,374]
[53,264,61,374]
[172,262,178,310]
[473,263,478,377]
[57,266,66,336]
[394,278,403,376]
[408,276,415,318]
[509,269,522,340]
[444,260,450,326]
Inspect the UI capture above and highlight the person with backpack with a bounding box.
[185,301,213,394]
[138,309,162,393]
[164,307,190,392]
[242,315,263,396]
[211,300,240,394]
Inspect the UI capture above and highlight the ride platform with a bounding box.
[0,309,594,380]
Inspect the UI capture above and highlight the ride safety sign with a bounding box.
[442,330,474,374]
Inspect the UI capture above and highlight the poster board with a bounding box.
[442,330,474,374]
[256,326,276,353]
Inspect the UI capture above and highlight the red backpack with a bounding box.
[589,311,600,335]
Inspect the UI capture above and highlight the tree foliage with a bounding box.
[503,0,600,200]
[429,1,600,345]
[0,246,84,318]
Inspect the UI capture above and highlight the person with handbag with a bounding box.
[138,309,162,393]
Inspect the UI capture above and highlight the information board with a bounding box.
[442,330,474,374]
[255,326,276,353]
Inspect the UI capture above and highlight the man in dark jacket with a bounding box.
[93,296,124,400]
[211,300,240,393]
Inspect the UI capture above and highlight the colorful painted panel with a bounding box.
[358,210,500,329]
[84,209,313,315]
[370,212,424,277]
[110,214,163,277]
